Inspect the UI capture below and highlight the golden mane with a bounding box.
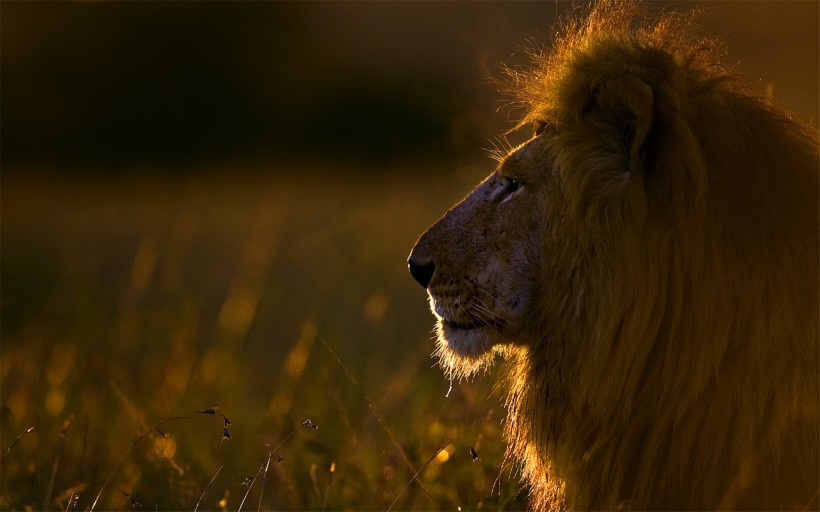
[497,1,819,509]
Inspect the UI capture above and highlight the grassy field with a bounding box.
[0,164,528,511]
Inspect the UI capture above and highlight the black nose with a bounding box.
[408,257,435,289]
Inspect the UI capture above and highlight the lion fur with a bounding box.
[499,1,819,509]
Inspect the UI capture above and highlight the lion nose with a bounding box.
[408,257,435,289]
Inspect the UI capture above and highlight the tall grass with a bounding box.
[0,164,527,510]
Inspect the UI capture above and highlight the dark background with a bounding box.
[0,3,818,510]
[3,1,818,172]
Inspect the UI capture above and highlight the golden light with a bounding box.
[434,444,455,464]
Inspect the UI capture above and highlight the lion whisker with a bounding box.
[483,135,517,164]
[469,296,506,329]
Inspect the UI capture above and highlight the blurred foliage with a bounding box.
[0,165,528,511]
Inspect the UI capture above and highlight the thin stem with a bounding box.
[89,416,192,512]
[386,411,494,512]
[44,417,72,510]
[237,462,263,512]
[256,451,272,512]
[238,419,316,512]
[0,426,35,464]
[193,464,223,512]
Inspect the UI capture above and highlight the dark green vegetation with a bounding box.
[1,167,527,511]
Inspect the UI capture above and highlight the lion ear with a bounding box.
[589,73,654,171]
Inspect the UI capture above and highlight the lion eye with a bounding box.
[500,175,520,192]
[498,176,522,202]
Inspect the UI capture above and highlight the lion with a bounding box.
[407,1,819,510]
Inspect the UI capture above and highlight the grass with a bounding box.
[0,163,528,511]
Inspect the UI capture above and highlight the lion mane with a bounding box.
[410,1,819,509]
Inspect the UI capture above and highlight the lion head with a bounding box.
[408,1,819,510]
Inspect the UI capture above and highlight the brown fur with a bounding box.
[409,1,819,509]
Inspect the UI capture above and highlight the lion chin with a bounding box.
[409,0,819,510]
[433,316,503,380]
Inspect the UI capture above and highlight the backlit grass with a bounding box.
[1,164,527,511]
